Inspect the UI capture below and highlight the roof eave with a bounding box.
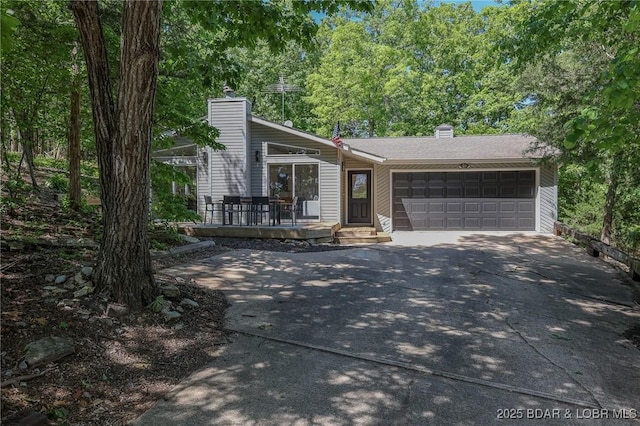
[250,116,337,147]
[382,157,540,165]
[341,145,387,163]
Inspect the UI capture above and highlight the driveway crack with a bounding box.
[503,316,604,409]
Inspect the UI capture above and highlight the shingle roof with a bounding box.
[343,134,549,163]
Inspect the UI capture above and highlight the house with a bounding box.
[195,91,557,234]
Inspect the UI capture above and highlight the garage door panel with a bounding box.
[446,202,462,213]
[482,202,498,213]
[447,217,463,228]
[393,170,536,231]
[464,218,481,229]
[428,202,445,213]
[464,202,480,213]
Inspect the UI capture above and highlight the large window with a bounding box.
[268,163,319,220]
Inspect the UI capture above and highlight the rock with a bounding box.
[42,286,68,295]
[74,272,87,285]
[73,286,94,298]
[54,275,67,285]
[63,279,77,290]
[172,322,185,331]
[45,274,56,283]
[159,284,180,298]
[180,298,199,308]
[98,317,114,327]
[24,336,75,367]
[106,304,128,318]
[161,309,182,322]
[16,321,28,328]
[19,360,28,370]
[8,240,25,251]
[179,234,200,243]
[81,266,93,278]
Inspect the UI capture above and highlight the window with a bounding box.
[268,163,319,219]
[266,142,319,156]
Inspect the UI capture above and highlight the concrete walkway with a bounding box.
[134,234,640,425]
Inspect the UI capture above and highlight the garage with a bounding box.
[392,170,536,231]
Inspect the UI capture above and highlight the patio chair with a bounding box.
[251,196,270,225]
[203,195,216,223]
[222,195,244,225]
[281,196,299,225]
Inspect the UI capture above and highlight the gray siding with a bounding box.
[206,98,251,204]
[539,164,558,233]
[250,122,340,222]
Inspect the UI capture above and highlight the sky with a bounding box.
[311,1,503,23]
[435,0,503,12]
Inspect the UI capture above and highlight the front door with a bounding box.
[347,170,372,224]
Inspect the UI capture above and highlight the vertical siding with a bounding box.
[539,164,558,233]
[206,98,250,203]
[250,122,340,222]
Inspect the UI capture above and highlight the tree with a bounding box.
[505,0,640,246]
[306,1,524,137]
[72,0,373,310]
[71,0,162,308]
[1,1,79,188]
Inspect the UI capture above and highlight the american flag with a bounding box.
[331,122,343,148]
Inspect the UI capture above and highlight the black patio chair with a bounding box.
[222,195,243,225]
[203,195,216,223]
[251,196,270,225]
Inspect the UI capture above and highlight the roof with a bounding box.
[250,116,338,147]
[343,134,548,164]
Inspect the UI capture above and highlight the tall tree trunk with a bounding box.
[17,112,39,190]
[68,41,82,211]
[600,152,623,244]
[71,0,162,309]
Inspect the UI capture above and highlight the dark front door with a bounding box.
[348,170,372,224]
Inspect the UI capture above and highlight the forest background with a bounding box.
[2,0,639,255]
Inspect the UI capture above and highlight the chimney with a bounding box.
[223,85,235,98]
[435,124,454,139]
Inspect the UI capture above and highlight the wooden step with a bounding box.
[376,232,392,243]
[335,235,379,244]
[335,227,377,237]
[335,228,392,244]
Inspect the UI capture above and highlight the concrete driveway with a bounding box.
[134,234,640,425]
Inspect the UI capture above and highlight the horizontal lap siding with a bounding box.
[539,165,558,233]
[250,123,340,222]
[207,100,250,203]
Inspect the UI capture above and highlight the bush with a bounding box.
[44,173,69,192]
